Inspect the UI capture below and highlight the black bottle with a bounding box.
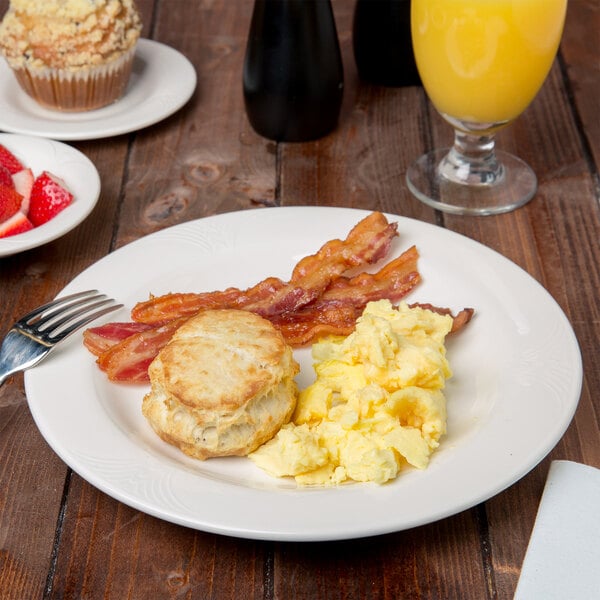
[243,0,344,142]
[353,0,421,87]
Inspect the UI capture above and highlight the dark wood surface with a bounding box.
[0,1,598,598]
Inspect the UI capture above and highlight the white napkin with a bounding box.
[514,460,600,600]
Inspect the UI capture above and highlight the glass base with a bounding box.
[406,148,537,216]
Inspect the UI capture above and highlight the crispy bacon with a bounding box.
[83,322,155,357]
[317,246,420,306]
[95,318,189,383]
[131,211,398,324]
[273,305,361,346]
[274,302,473,347]
[89,299,471,384]
[450,308,475,333]
[87,246,421,383]
[130,279,287,325]
[83,212,475,384]
[269,246,421,345]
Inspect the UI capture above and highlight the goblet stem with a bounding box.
[439,130,504,187]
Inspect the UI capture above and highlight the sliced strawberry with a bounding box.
[0,211,34,238]
[12,168,34,214]
[0,165,14,189]
[28,171,74,227]
[0,144,24,175]
[0,184,23,222]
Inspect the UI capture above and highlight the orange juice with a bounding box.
[411,0,567,124]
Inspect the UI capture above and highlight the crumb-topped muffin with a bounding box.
[0,0,142,111]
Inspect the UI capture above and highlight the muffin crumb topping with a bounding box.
[0,0,142,70]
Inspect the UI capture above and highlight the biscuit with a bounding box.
[142,309,299,459]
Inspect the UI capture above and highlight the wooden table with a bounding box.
[1,1,598,598]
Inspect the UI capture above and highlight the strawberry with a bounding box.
[12,168,34,214]
[0,165,14,189]
[0,211,34,238]
[0,184,23,222]
[0,144,24,175]
[28,171,74,227]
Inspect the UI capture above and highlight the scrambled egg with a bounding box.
[249,299,454,485]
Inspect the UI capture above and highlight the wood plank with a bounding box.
[560,0,600,169]
[48,474,266,599]
[0,399,65,600]
[115,0,274,247]
[274,511,489,599]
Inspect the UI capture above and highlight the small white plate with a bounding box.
[0,134,100,256]
[23,208,583,541]
[0,39,196,141]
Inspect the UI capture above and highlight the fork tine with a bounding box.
[29,295,110,331]
[47,302,124,343]
[21,290,103,324]
[42,297,115,333]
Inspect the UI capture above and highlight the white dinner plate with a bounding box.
[23,207,582,541]
[0,134,100,257]
[0,39,196,141]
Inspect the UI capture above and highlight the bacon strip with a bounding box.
[95,318,189,383]
[87,246,422,382]
[130,278,287,325]
[269,246,421,345]
[317,246,420,306]
[131,211,398,324]
[274,302,473,347]
[85,247,474,384]
[273,305,361,346]
[83,322,155,356]
[450,308,475,333]
[83,213,475,384]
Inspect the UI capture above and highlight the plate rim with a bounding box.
[23,206,583,541]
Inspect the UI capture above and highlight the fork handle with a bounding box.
[0,353,21,387]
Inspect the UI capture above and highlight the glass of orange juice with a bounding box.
[406,0,567,215]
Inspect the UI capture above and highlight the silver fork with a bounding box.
[0,290,122,387]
